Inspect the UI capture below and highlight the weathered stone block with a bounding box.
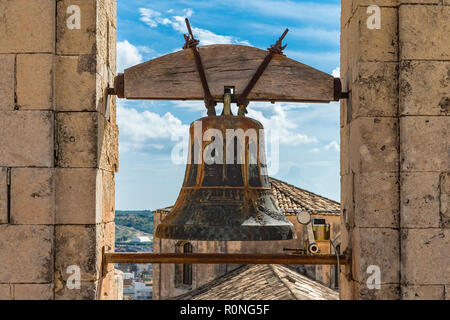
[400,61,450,116]
[10,168,55,225]
[341,174,354,228]
[0,0,54,53]
[0,168,7,224]
[97,0,108,68]
[399,5,450,60]
[0,225,53,283]
[108,23,117,76]
[99,270,115,300]
[349,7,398,64]
[55,168,101,225]
[401,228,450,285]
[96,0,117,73]
[57,0,97,55]
[96,71,114,120]
[56,112,118,171]
[355,0,400,7]
[340,125,350,175]
[55,225,102,283]
[352,227,400,285]
[102,171,115,223]
[351,62,399,118]
[0,284,11,300]
[440,173,450,228]
[56,112,97,167]
[0,111,53,167]
[339,275,354,300]
[55,168,115,224]
[17,54,53,110]
[55,55,97,111]
[71,113,118,169]
[399,0,442,3]
[400,116,448,172]
[103,221,115,252]
[55,281,98,300]
[340,22,350,77]
[354,172,399,228]
[0,55,15,110]
[349,117,399,173]
[354,282,400,300]
[401,172,441,228]
[14,284,53,300]
[402,285,445,300]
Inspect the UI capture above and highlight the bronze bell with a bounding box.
[155,104,295,241]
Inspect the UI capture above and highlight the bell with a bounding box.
[155,109,295,241]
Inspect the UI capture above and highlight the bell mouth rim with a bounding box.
[155,224,296,241]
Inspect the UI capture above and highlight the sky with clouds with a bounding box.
[116,0,341,210]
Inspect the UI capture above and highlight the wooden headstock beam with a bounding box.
[113,44,343,104]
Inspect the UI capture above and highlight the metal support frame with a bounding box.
[104,253,350,265]
[236,28,289,115]
[183,18,217,116]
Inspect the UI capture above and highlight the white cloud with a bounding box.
[117,104,189,153]
[139,7,249,46]
[309,148,320,153]
[139,8,161,28]
[171,100,208,113]
[324,140,340,152]
[117,40,143,73]
[332,67,340,78]
[247,104,317,146]
[137,46,153,54]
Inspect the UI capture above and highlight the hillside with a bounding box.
[115,210,154,234]
[115,224,153,243]
[115,211,154,250]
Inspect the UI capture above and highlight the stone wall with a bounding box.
[0,0,118,300]
[340,0,449,299]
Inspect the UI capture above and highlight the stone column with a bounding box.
[0,0,118,300]
[398,2,449,300]
[340,0,449,300]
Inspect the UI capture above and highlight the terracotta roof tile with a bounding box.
[173,264,338,300]
[269,177,340,215]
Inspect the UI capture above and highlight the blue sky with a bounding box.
[116,0,341,210]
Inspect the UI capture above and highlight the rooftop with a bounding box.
[269,177,340,215]
[173,264,339,300]
[155,177,340,216]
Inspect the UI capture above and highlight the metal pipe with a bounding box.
[104,253,350,265]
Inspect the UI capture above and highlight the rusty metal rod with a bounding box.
[104,253,349,265]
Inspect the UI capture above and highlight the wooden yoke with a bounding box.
[113,44,343,104]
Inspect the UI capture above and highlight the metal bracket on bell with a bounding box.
[236,28,289,115]
[183,18,217,116]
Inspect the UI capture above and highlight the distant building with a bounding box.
[153,177,341,300]
[123,272,134,280]
[130,236,152,243]
[123,280,153,300]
